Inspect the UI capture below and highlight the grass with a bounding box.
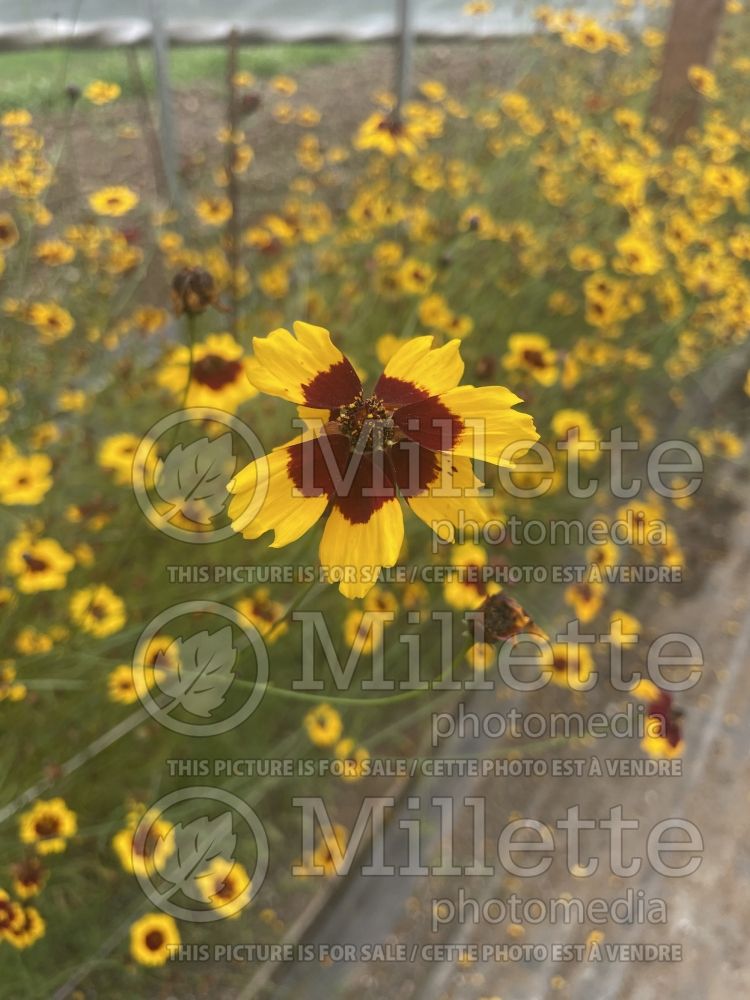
[0,41,360,110]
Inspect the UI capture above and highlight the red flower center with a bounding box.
[192,353,243,390]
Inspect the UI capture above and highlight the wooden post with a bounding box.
[225,29,241,339]
[126,47,169,201]
[147,0,180,204]
[649,0,725,145]
[394,0,413,119]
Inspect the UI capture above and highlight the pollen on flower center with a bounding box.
[333,394,395,448]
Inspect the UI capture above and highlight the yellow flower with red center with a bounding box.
[304,703,343,747]
[354,104,441,158]
[98,432,157,487]
[335,738,371,781]
[108,664,139,704]
[0,211,19,250]
[0,664,26,702]
[5,532,75,593]
[88,186,139,217]
[19,798,77,855]
[641,691,684,759]
[444,542,501,611]
[551,408,601,465]
[35,239,75,266]
[614,230,664,275]
[0,448,52,505]
[4,904,45,950]
[688,65,720,100]
[195,195,232,225]
[463,1,494,15]
[157,332,257,412]
[195,857,252,917]
[235,588,287,642]
[502,333,558,386]
[300,823,349,876]
[564,580,605,623]
[28,301,74,341]
[69,584,126,637]
[228,325,537,599]
[11,857,46,900]
[84,80,121,105]
[129,913,180,966]
[112,807,174,878]
[563,17,609,53]
[0,890,24,941]
[541,642,595,690]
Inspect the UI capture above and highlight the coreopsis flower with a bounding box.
[227,325,537,598]
[11,857,46,900]
[88,185,139,217]
[0,449,52,505]
[69,584,126,637]
[614,230,664,275]
[335,738,371,781]
[157,332,257,412]
[235,588,287,641]
[83,80,121,105]
[129,913,180,966]
[564,581,605,623]
[28,302,74,341]
[0,211,20,250]
[299,823,349,876]
[609,610,641,646]
[35,239,75,266]
[195,195,232,225]
[14,628,53,655]
[98,433,156,487]
[19,798,77,855]
[195,858,252,917]
[112,807,174,878]
[443,542,501,611]
[563,17,609,53]
[354,105,438,158]
[541,642,595,690]
[551,408,601,465]
[502,333,558,385]
[0,664,25,702]
[6,906,45,949]
[304,703,343,748]
[641,691,684,759]
[463,1,494,15]
[271,74,297,95]
[4,533,75,593]
[108,664,138,704]
[0,889,24,940]
[688,65,720,100]
[171,266,218,316]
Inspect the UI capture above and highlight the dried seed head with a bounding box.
[171,267,217,317]
[472,592,544,645]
